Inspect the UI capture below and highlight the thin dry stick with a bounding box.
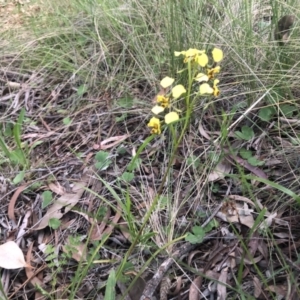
[139,230,219,300]
[226,89,271,132]
[8,265,48,300]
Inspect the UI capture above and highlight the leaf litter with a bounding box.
[1,67,300,300]
[1,6,300,300]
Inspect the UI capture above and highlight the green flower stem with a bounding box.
[185,60,192,107]
[169,123,176,141]
[116,63,194,280]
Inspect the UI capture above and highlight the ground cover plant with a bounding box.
[1,0,300,299]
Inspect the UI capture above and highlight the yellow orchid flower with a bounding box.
[156,95,170,108]
[175,48,204,58]
[207,66,221,79]
[147,117,161,134]
[175,48,208,66]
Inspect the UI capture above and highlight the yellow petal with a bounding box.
[207,66,221,79]
[148,117,160,127]
[214,79,220,86]
[199,83,213,95]
[213,79,220,96]
[196,53,209,67]
[213,87,220,97]
[152,105,165,114]
[160,76,174,88]
[212,48,223,62]
[195,73,209,82]
[172,84,186,99]
[185,48,203,57]
[174,51,184,56]
[214,66,221,73]
[165,112,179,124]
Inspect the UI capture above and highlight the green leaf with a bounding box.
[239,148,252,159]
[258,106,275,122]
[30,181,43,190]
[95,151,112,170]
[14,149,27,165]
[95,151,109,161]
[42,191,53,209]
[210,183,220,193]
[247,156,264,166]
[122,262,135,273]
[115,113,128,122]
[63,117,72,125]
[185,233,204,244]
[234,126,254,141]
[280,104,297,118]
[13,108,27,167]
[127,158,141,171]
[4,123,13,137]
[117,96,133,108]
[158,196,168,209]
[241,125,254,140]
[204,219,218,233]
[187,155,200,168]
[13,171,25,185]
[117,147,127,155]
[104,269,116,300]
[120,172,134,182]
[48,218,61,230]
[192,226,205,236]
[14,108,25,150]
[77,84,88,96]
[95,161,112,170]
[0,135,12,159]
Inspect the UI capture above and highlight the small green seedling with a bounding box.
[42,191,53,209]
[239,148,264,167]
[234,125,254,141]
[95,151,112,170]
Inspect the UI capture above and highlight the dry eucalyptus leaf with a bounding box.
[189,276,202,300]
[258,212,277,231]
[207,160,231,182]
[217,267,228,300]
[0,241,31,269]
[238,203,254,228]
[48,182,65,195]
[93,134,129,150]
[217,202,254,228]
[33,172,91,230]
[253,276,262,298]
